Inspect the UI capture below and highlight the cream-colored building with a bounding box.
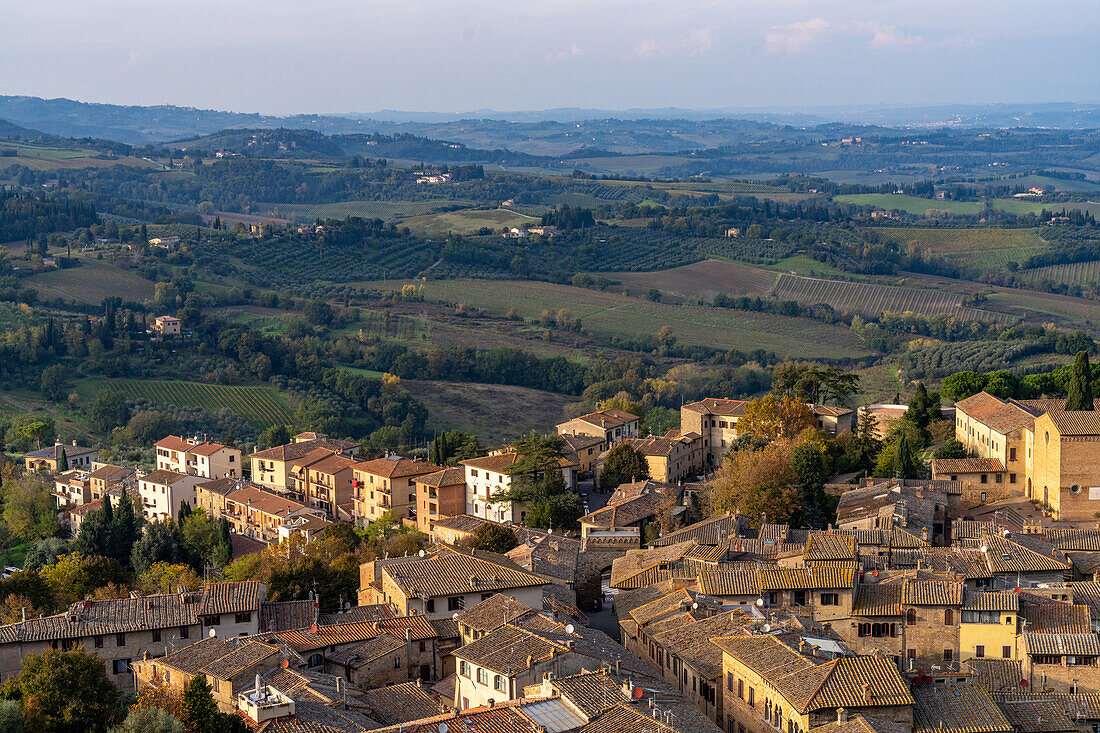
[352,457,441,527]
[154,435,241,479]
[557,408,639,446]
[461,452,576,525]
[249,438,358,495]
[138,470,205,521]
[152,315,181,336]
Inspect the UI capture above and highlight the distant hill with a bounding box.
[0,117,44,139]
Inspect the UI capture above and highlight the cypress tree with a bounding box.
[892,433,919,479]
[1066,351,1095,411]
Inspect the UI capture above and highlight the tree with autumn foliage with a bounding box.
[705,437,802,525]
[734,394,817,444]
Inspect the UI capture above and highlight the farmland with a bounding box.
[25,259,156,304]
[834,194,986,215]
[600,259,778,302]
[401,379,573,442]
[365,279,873,360]
[772,274,964,317]
[402,207,542,237]
[260,199,476,221]
[1018,261,1100,288]
[874,227,1049,271]
[76,378,296,428]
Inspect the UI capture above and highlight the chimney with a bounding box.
[862,683,872,703]
[799,640,808,655]
[838,708,848,724]
[336,677,344,693]
[255,674,262,698]
[21,607,26,623]
[615,660,622,675]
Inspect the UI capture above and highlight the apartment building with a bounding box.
[289,451,360,519]
[461,452,576,524]
[557,408,640,446]
[154,435,242,479]
[414,467,467,533]
[352,457,441,527]
[249,437,358,495]
[138,470,206,521]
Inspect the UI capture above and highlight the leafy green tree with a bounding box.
[791,444,827,528]
[131,521,184,576]
[5,648,119,733]
[0,700,21,733]
[2,476,59,541]
[23,538,68,572]
[179,676,216,733]
[933,439,969,460]
[940,371,985,402]
[875,432,922,480]
[120,411,175,446]
[429,431,484,465]
[772,362,859,405]
[112,708,183,733]
[256,424,294,450]
[5,415,55,452]
[84,391,130,434]
[457,523,518,554]
[39,365,68,402]
[905,382,941,431]
[599,443,650,491]
[1066,351,1095,411]
[18,423,50,450]
[491,433,581,530]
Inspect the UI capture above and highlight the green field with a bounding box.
[987,288,1100,329]
[875,227,1048,270]
[402,207,541,236]
[402,380,573,442]
[25,260,156,304]
[835,194,986,215]
[364,279,872,359]
[77,378,295,428]
[262,200,475,221]
[599,259,778,302]
[772,274,964,318]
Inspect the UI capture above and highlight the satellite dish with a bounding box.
[453,612,460,620]
[980,545,989,553]
[344,601,351,610]
[440,724,449,733]
[633,687,644,699]
[762,624,771,633]
[565,624,575,635]
[755,598,764,607]
[692,602,698,610]
[419,550,426,557]
[209,629,217,638]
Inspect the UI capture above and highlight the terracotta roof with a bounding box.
[713,635,912,713]
[963,591,1019,612]
[758,566,857,591]
[697,570,760,597]
[324,633,404,666]
[1046,529,1100,552]
[579,704,676,733]
[933,458,1006,474]
[381,547,547,598]
[359,682,442,726]
[250,440,355,462]
[373,614,438,642]
[302,453,360,475]
[805,534,858,562]
[567,409,638,430]
[1021,602,1091,634]
[681,398,747,417]
[902,578,964,606]
[561,434,604,452]
[88,464,134,481]
[155,435,193,452]
[260,600,317,633]
[415,467,466,488]
[154,637,239,675]
[453,624,567,674]
[912,684,1012,733]
[969,659,1025,692]
[984,535,1070,574]
[995,697,1078,733]
[812,716,909,733]
[1044,409,1100,436]
[199,581,267,615]
[653,513,743,547]
[317,604,394,626]
[461,453,576,473]
[200,639,280,679]
[853,584,902,616]
[431,514,494,535]
[455,593,537,633]
[505,533,580,583]
[1023,633,1100,656]
[955,392,1036,434]
[139,469,189,485]
[356,457,442,479]
[580,492,665,529]
[226,485,307,517]
[272,620,382,652]
[26,443,96,460]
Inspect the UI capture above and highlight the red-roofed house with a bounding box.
[155,435,242,479]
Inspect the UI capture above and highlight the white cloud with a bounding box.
[120,49,151,70]
[545,43,583,63]
[632,27,714,59]
[765,18,831,54]
[766,18,925,53]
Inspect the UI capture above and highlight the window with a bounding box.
[1010,474,1017,484]
[1010,448,1016,461]
[727,673,733,692]
[944,649,953,661]
[116,633,126,647]
[995,474,1003,484]
[738,679,744,699]
[906,609,917,625]
[180,626,190,639]
[820,593,839,606]
[792,590,806,607]
[212,678,220,693]
[460,660,470,677]
[448,596,465,611]
[112,659,131,675]
[203,615,220,626]
[975,645,986,658]
[94,636,103,649]
[426,599,435,613]
[980,474,988,484]
[477,668,488,685]
[944,609,953,625]
[152,629,161,643]
[235,612,252,624]
[394,657,401,669]
[1003,645,1012,658]
[481,593,493,601]
[495,674,506,692]
[419,640,426,652]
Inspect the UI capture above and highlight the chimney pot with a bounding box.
[838,708,848,724]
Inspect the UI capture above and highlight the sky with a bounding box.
[2,0,1098,116]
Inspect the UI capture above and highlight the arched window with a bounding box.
[906,609,917,626]
[944,609,953,625]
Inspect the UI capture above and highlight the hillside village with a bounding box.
[8,371,1100,732]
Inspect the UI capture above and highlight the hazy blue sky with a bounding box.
[3,0,1097,115]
